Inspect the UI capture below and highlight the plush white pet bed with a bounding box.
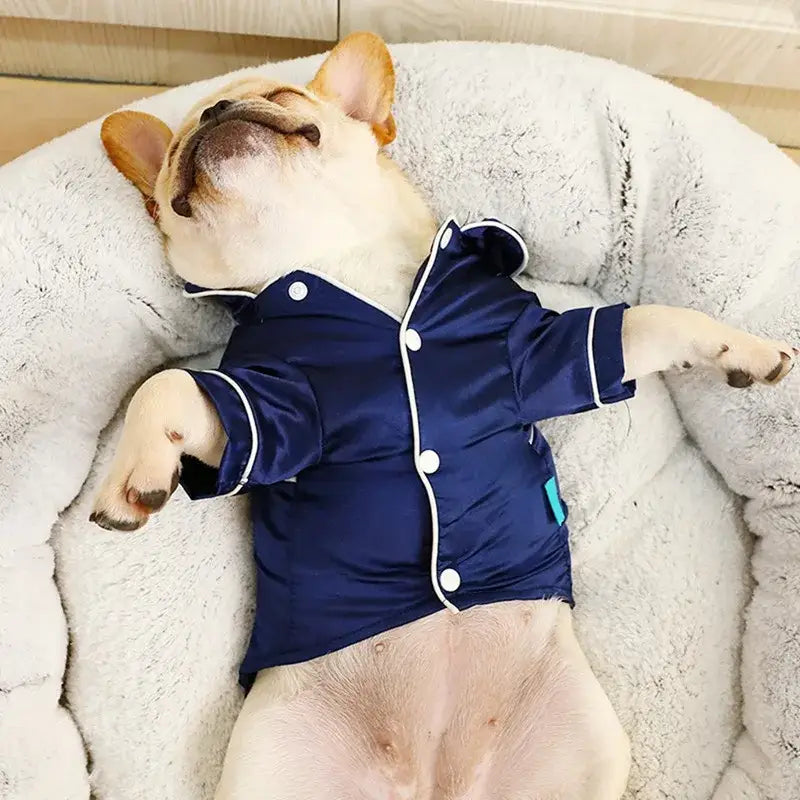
[2,42,799,800]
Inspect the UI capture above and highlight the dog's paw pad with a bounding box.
[714,333,796,388]
[765,352,793,384]
[89,510,146,532]
[135,488,170,511]
[91,447,182,532]
[726,369,755,388]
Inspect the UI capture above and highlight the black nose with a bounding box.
[200,99,233,124]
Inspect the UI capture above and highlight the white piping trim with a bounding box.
[183,218,526,311]
[183,288,258,299]
[461,219,530,278]
[398,217,459,614]
[301,269,402,322]
[202,370,259,496]
[255,272,292,295]
[185,271,402,323]
[586,307,605,408]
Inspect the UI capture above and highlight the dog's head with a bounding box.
[102,32,430,291]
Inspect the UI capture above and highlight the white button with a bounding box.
[419,449,440,474]
[404,328,422,351]
[288,281,308,301]
[440,228,453,249]
[440,568,461,592]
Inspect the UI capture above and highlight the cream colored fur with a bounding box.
[90,34,795,800]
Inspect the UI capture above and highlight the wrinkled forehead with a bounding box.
[179,76,313,129]
[163,75,318,167]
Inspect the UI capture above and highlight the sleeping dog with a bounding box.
[93,32,796,800]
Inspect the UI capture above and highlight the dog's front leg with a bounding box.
[622,305,796,385]
[91,369,226,531]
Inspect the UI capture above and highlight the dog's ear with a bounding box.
[308,32,396,146]
[101,111,173,219]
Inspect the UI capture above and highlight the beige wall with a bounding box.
[342,0,800,90]
[0,16,331,85]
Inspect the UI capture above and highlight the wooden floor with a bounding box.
[1,74,799,167]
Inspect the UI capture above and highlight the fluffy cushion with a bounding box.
[1,42,798,800]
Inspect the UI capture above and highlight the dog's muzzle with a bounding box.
[169,99,320,219]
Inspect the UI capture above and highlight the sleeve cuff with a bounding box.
[179,369,257,500]
[589,304,636,406]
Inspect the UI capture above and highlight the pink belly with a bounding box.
[215,599,628,800]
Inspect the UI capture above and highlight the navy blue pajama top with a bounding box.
[180,218,635,689]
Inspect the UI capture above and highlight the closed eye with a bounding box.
[166,137,180,166]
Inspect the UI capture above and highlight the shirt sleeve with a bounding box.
[178,362,322,500]
[507,298,635,423]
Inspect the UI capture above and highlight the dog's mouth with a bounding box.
[170,102,320,218]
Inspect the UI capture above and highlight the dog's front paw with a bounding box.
[90,428,182,532]
[702,330,797,388]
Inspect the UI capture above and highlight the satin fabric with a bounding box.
[181,219,635,689]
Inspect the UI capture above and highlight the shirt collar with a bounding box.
[458,218,529,278]
[183,217,529,318]
[182,283,256,318]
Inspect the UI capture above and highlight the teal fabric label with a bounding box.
[544,476,566,526]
